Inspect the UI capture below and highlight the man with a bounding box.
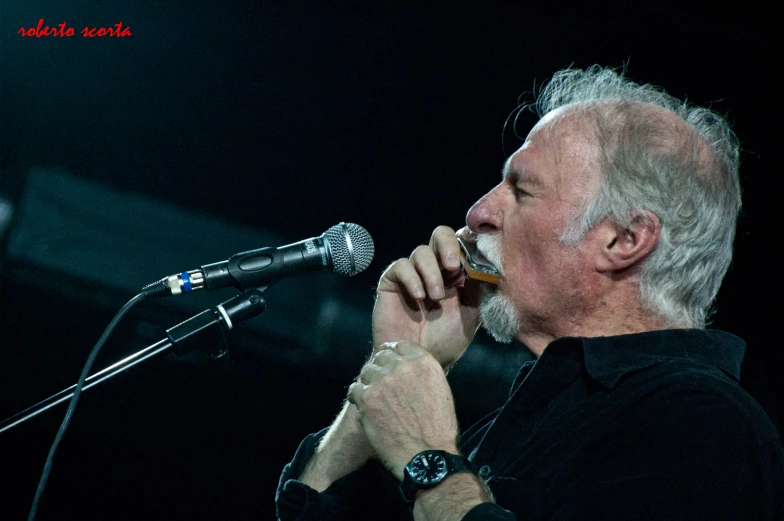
[275,66,784,520]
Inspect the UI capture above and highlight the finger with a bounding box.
[379,258,427,300]
[430,225,462,271]
[386,340,423,357]
[409,245,446,300]
[358,363,388,385]
[371,348,400,367]
[378,341,400,355]
[347,382,366,408]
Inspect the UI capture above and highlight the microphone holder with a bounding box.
[0,288,267,434]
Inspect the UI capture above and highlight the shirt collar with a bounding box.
[575,329,746,389]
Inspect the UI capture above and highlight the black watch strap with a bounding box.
[399,450,476,505]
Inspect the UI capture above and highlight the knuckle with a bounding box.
[395,359,412,374]
[362,385,379,406]
[433,225,454,236]
[382,352,397,365]
[396,358,422,377]
[371,351,389,366]
[422,269,442,284]
[386,258,409,274]
[431,225,455,244]
[410,244,432,259]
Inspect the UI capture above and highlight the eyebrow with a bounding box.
[501,163,543,187]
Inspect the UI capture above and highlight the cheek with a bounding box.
[501,233,542,290]
[502,222,570,292]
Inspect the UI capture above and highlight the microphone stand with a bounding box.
[0,288,267,434]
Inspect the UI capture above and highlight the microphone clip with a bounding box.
[166,287,267,358]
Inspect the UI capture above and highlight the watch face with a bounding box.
[408,452,448,485]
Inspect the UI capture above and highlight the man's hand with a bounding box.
[299,226,482,493]
[373,226,482,369]
[347,341,460,480]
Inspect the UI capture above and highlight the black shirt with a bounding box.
[276,329,784,520]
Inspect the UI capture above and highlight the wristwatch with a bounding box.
[399,450,476,505]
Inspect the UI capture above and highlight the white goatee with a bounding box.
[476,234,520,343]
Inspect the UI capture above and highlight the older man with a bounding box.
[275,66,784,520]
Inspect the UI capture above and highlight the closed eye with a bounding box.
[514,187,530,200]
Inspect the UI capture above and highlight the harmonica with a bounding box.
[457,237,500,285]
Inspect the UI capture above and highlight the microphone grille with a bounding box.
[325,222,375,276]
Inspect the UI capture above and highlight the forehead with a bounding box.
[502,146,544,186]
[503,109,602,191]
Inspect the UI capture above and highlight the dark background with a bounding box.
[0,2,778,520]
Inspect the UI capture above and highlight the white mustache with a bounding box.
[475,233,505,276]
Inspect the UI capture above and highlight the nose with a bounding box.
[466,184,503,234]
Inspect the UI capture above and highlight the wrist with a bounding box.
[412,472,489,521]
[400,450,474,504]
[299,402,374,492]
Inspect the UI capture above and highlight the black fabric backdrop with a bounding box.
[0,2,778,520]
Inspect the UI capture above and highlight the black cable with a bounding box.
[27,291,149,521]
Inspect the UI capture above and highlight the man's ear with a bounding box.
[595,212,660,273]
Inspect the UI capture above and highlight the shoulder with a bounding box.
[616,359,780,447]
[554,363,784,517]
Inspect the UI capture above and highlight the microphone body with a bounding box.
[145,222,373,297]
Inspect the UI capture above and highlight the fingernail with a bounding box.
[433,285,444,298]
[446,255,460,268]
[414,287,426,299]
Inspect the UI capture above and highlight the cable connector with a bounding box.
[141,278,169,297]
[142,270,205,297]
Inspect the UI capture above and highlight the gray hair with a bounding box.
[533,65,741,328]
